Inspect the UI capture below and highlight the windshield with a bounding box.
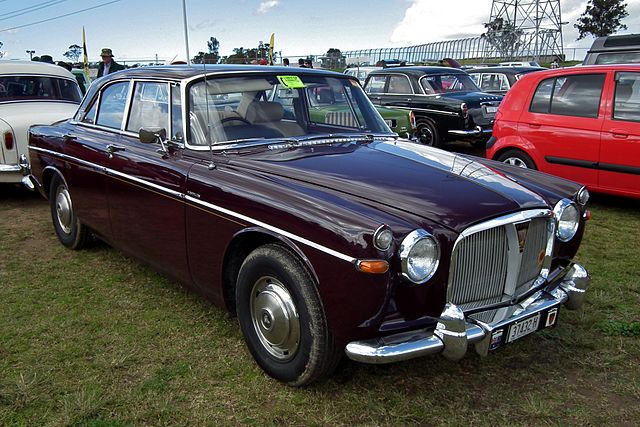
[188,74,390,146]
[420,73,480,94]
[0,75,82,103]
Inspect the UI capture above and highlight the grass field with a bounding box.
[1,184,639,426]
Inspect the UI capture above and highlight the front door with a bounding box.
[600,71,640,197]
[106,81,191,283]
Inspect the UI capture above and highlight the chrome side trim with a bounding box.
[448,126,492,137]
[29,146,357,264]
[385,105,460,117]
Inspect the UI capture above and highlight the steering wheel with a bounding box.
[221,116,251,125]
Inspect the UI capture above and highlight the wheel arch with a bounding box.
[221,227,320,315]
[42,166,67,201]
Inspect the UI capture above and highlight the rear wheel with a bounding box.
[49,175,89,249]
[496,149,537,169]
[236,244,340,386]
[415,119,441,147]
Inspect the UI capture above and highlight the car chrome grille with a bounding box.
[447,211,554,313]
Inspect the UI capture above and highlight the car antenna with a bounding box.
[203,61,216,170]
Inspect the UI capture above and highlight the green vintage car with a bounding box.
[305,84,415,138]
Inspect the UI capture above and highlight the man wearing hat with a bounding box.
[97,48,124,78]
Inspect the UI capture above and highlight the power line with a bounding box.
[0,0,122,33]
[0,1,69,21]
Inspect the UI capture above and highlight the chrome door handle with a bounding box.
[63,134,77,143]
[106,144,126,154]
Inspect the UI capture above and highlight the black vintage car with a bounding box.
[363,66,502,147]
[467,66,545,95]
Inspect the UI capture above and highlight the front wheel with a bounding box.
[495,149,537,169]
[236,244,340,386]
[49,175,89,249]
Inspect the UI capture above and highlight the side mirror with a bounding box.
[139,127,167,144]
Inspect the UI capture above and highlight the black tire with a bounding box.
[495,149,537,170]
[415,118,441,147]
[236,243,340,386]
[49,175,89,249]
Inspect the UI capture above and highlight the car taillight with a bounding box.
[3,131,14,150]
[461,103,468,118]
[410,111,417,130]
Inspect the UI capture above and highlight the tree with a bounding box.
[63,44,82,63]
[322,48,345,69]
[0,41,5,58]
[575,0,629,40]
[481,18,523,59]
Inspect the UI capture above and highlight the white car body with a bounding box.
[0,61,81,183]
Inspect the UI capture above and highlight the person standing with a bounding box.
[97,48,124,78]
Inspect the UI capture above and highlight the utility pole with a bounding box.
[26,50,35,60]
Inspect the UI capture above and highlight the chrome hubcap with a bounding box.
[55,187,73,234]
[503,157,528,168]
[250,276,300,360]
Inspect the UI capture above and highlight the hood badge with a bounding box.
[516,222,529,253]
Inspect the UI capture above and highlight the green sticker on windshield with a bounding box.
[277,75,305,88]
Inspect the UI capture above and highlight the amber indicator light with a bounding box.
[357,260,390,274]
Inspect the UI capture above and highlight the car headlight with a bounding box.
[576,186,590,206]
[399,229,440,284]
[373,225,393,251]
[554,199,580,242]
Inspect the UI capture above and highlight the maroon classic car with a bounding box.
[24,65,590,386]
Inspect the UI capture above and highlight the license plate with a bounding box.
[507,313,540,343]
[484,106,498,114]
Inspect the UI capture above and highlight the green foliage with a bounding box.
[63,44,82,63]
[575,0,629,40]
[482,18,523,58]
[0,186,639,425]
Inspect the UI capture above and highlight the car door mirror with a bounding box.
[139,127,167,144]
[139,127,170,155]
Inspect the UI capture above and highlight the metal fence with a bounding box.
[341,36,588,65]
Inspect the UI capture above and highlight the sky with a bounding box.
[1,0,639,64]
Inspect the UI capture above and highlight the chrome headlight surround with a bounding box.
[576,186,590,206]
[553,199,580,242]
[399,229,440,284]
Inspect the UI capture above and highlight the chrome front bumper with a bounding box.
[448,126,492,138]
[345,263,589,364]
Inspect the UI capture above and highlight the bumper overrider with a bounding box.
[345,263,589,364]
[448,126,492,138]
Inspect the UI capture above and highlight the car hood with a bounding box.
[234,138,550,233]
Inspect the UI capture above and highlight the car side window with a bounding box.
[480,73,509,91]
[530,74,605,118]
[95,81,131,129]
[171,84,183,141]
[387,75,412,94]
[126,81,169,134]
[613,72,640,122]
[364,76,386,94]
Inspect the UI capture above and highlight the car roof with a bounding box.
[368,66,467,77]
[97,64,344,84]
[0,59,76,79]
[527,64,640,76]
[466,66,546,74]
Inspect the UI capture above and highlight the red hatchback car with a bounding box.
[486,65,640,199]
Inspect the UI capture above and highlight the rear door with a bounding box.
[600,70,640,197]
[518,72,606,188]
